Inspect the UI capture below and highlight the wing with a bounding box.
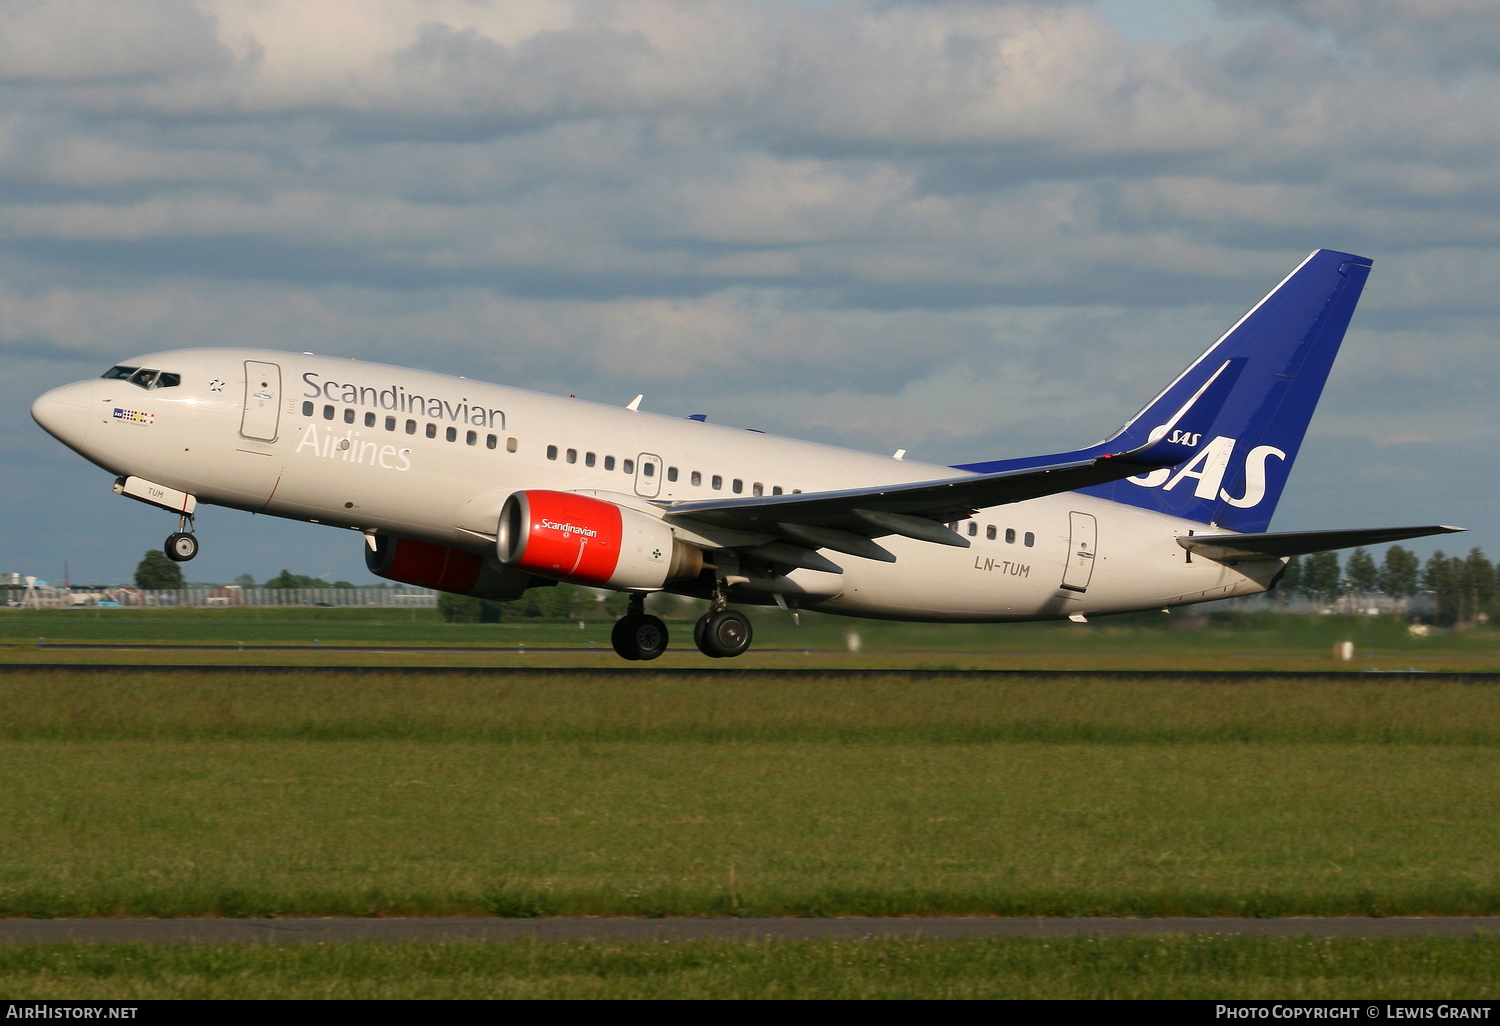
[665,453,1156,541]
[1179,525,1464,562]
[662,357,1243,570]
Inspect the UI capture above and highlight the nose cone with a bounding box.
[31,382,93,449]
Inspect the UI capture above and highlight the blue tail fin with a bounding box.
[953,248,1373,533]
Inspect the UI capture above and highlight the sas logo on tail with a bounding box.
[1129,435,1286,509]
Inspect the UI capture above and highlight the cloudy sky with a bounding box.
[4,0,1497,586]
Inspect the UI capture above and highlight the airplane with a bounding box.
[31,248,1460,660]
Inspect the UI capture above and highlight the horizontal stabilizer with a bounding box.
[1178,525,1464,562]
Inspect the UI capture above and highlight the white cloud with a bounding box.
[4,0,1500,580]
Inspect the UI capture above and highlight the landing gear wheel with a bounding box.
[164,532,198,562]
[696,609,752,659]
[612,614,670,661]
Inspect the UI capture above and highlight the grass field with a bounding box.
[3,670,1500,919]
[5,606,1499,671]
[5,937,1500,999]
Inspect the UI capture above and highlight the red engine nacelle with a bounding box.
[366,535,533,601]
[497,490,704,590]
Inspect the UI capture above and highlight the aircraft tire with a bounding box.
[697,609,752,659]
[611,616,642,660]
[629,614,669,661]
[164,532,198,562]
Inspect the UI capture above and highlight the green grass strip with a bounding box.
[3,937,1500,999]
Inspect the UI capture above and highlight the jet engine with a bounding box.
[497,489,704,590]
[365,534,534,601]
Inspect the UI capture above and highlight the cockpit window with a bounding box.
[107,367,180,390]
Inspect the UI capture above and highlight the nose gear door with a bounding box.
[634,452,662,498]
[1061,511,1097,592]
[240,361,282,442]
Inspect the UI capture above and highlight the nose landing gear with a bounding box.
[611,593,669,661]
[164,514,198,562]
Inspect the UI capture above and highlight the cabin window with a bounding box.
[1024,532,1035,547]
[1005,528,1015,544]
[712,475,722,490]
[385,416,396,431]
[364,412,375,427]
[425,423,436,439]
[667,466,678,482]
[466,430,477,446]
[547,445,558,460]
[302,401,314,417]
[486,434,497,449]
[772,486,782,495]
[691,471,701,486]
[623,459,635,474]
[566,448,577,464]
[585,452,596,467]
[986,525,996,541]
[967,522,978,537]
[506,437,517,452]
[445,426,457,442]
[342,408,354,424]
[643,462,654,477]
[752,483,763,497]
[604,455,615,471]
[323,405,335,420]
[406,419,417,434]
[732,479,743,494]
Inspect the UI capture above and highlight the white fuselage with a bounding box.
[34,349,1279,620]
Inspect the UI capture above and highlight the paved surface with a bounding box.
[0,918,1496,945]
[2,664,1495,681]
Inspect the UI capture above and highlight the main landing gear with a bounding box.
[694,608,752,659]
[163,514,198,562]
[609,588,755,661]
[612,593,669,661]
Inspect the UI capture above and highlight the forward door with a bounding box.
[240,361,282,442]
[1061,511,1097,592]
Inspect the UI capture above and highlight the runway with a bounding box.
[1,918,1496,945]
[2,663,1498,682]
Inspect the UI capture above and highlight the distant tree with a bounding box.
[437,593,500,623]
[134,550,184,590]
[1422,551,1459,623]
[1379,546,1420,599]
[233,573,256,589]
[1277,554,1303,598]
[499,583,572,620]
[1303,551,1342,604]
[332,580,355,590]
[1459,548,1494,624]
[1345,548,1378,599]
[264,569,324,589]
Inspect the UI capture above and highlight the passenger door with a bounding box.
[634,452,663,498]
[240,361,282,442]
[1061,511,1097,592]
